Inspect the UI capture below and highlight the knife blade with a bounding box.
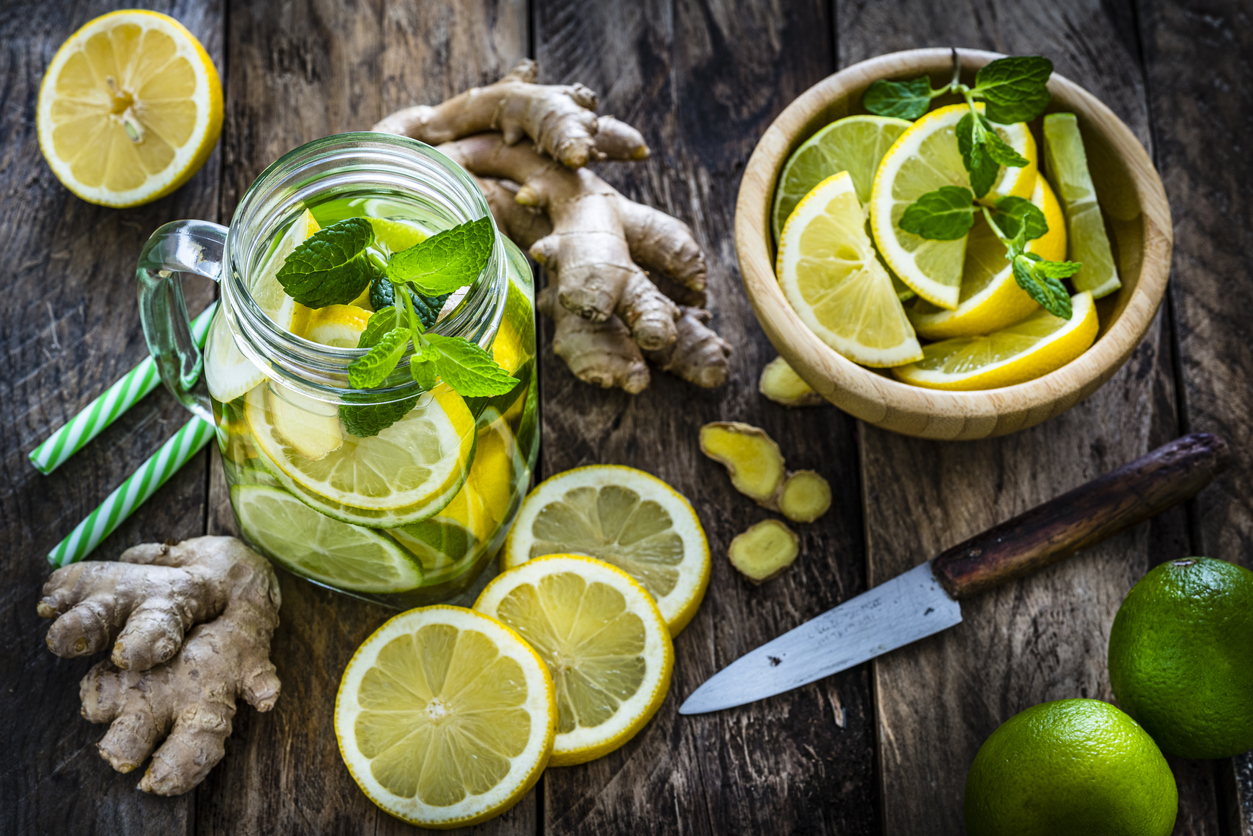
[680,433,1231,715]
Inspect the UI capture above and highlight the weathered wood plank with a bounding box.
[838,1,1219,833]
[532,1,879,834]
[198,2,530,834]
[0,1,222,833]
[1136,1,1253,832]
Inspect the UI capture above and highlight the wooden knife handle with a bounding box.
[931,433,1231,600]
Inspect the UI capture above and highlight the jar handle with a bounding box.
[136,219,227,424]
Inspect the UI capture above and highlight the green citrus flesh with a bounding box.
[964,699,1176,836]
[1108,556,1253,759]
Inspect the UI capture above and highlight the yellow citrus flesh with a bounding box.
[503,465,711,637]
[907,174,1067,340]
[298,304,372,348]
[37,10,223,207]
[892,291,1098,391]
[776,172,922,367]
[336,606,556,828]
[475,555,674,766]
[870,104,1037,309]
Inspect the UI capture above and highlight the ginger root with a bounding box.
[759,356,823,407]
[38,536,281,795]
[728,519,799,584]
[375,62,730,392]
[699,421,832,523]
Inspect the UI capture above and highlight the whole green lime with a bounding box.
[964,699,1176,836]
[1108,556,1253,759]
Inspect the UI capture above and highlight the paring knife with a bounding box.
[680,433,1231,715]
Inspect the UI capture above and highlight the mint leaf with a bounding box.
[898,186,976,240]
[981,122,1030,168]
[862,77,933,119]
[348,327,411,389]
[339,396,417,438]
[1032,257,1083,279]
[426,334,519,397]
[357,306,401,348]
[276,218,381,308]
[956,114,1000,198]
[369,278,449,330]
[992,196,1049,243]
[410,344,440,390]
[387,217,494,296]
[1012,254,1072,319]
[974,56,1053,124]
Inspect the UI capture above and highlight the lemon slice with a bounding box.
[298,304,372,347]
[772,115,912,240]
[336,605,556,828]
[245,382,475,526]
[36,10,222,207]
[892,291,1098,390]
[233,485,422,593]
[475,555,673,766]
[776,172,922,367]
[870,104,1037,309]
[503,465,710,636]
[907,173,1067,339]
[1043,113,1122,299]
[256,208,320,332]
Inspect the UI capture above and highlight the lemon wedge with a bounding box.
[503,465,711,636]
[297,304,372,348]
[870,104,1037,309]
[336,605,556,828]
[776,171,922,367]
[892,291,1099,390]
[907,173,1067,340]
[475,555,674,766]
[37,10,223,207]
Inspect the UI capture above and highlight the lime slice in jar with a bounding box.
[233,485,423,593]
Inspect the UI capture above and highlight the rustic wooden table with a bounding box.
[3,1,1250,834]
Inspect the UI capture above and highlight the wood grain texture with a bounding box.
[533,1,879,834]
[198,2,530,835]
[1136,1,1253,832]
[0,1,221,834]
[838,1,1219,833]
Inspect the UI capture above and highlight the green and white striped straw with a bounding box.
[47,416,216,567]
[29,302,218,474]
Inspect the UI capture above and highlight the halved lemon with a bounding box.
[298,304,372,348]
[771,115,912,240]
[907,173,1067,340]
[475,555,673,766]
[245,381,475,526]
[336,605,556,828]
[234,485,422,593]
[37,10,223,207]
[892,291,1098,390]
[503,465,710,636]
[870,104,1037,310]
[776,171,922,367]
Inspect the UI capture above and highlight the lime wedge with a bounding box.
[1042,113,1122,299]
[772,115,911,240]
[233,485,422,593]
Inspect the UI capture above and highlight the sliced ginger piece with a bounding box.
[728,519,799,584]
[266,385,343,460]
[700,422,786,503]
[759,356,823,407]
[777,470,832,523]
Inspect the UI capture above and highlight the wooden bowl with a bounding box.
[735,48,1171,440]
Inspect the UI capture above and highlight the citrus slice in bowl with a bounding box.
[233,485,422,593]
[869,104,1037,309]
[336,605,556,828]
[771,115,912,239]
[37,10,223,208]
[892,291,1099,391]
[776,171,922,367]
[503,465,710,636]
[245,382,476,526]
[907,173,1066,340]
[475,555,674,766]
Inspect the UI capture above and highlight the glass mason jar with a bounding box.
[137,133,538,608]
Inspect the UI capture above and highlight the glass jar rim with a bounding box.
[220,132,507,405]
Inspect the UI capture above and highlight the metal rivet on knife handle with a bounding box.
[930,433,1231,600]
